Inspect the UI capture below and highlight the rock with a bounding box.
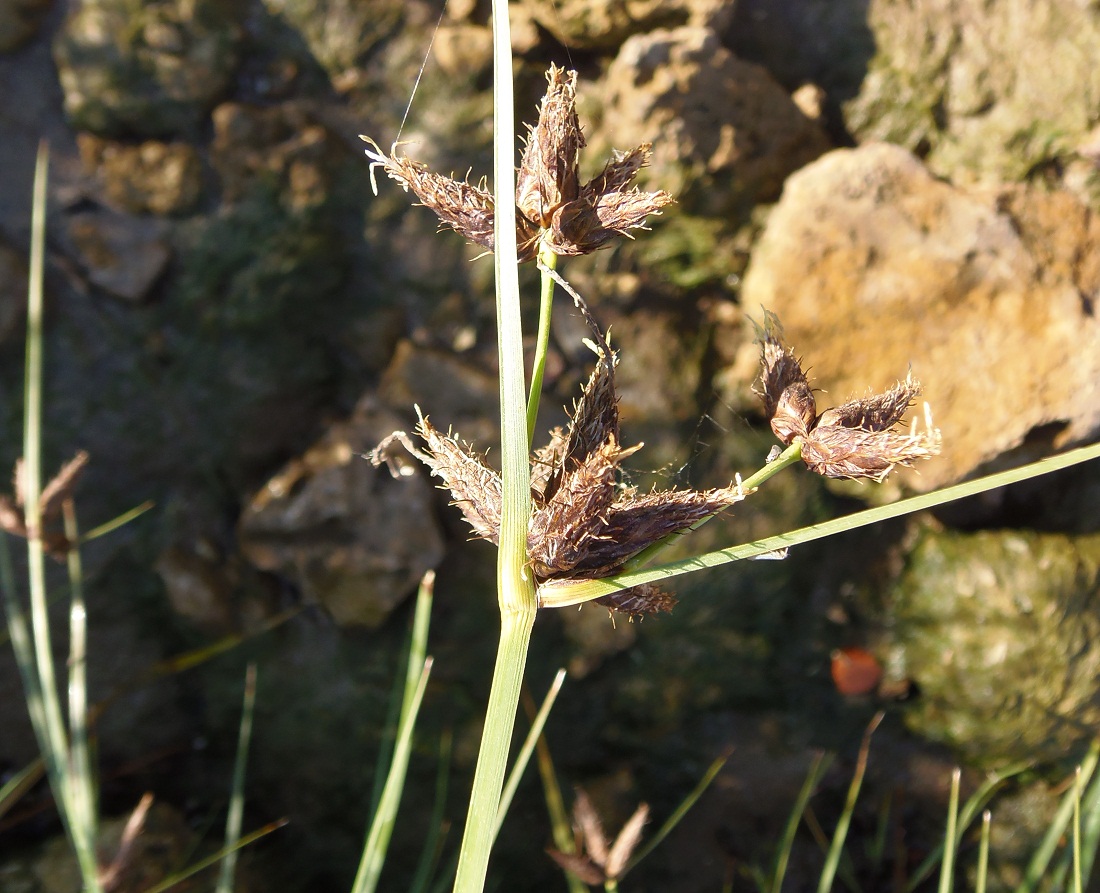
[739,142,1100,491]
[63,207,171,302]
[0,235,27,344]
[378,338,500,449]
[891,526,1100,767]
[594,27,830,285]
[53,0,242,137]
[77,135,203,215]
[723,0,876,128]
[238,397,444,629]
[843,0,1100,189]
[210,102,343,211]
[0,0,51,52]
[260,0,403,83]
[519,0,733,49]
[154,543,237,636]
[432,23,492,79]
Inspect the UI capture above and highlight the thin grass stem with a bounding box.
[62,501,96,854]
[817,713,883,893]
[937,768,961,893]
[216,662,257,893]
[771,752,835,893]
[975,811,991,893]
[1074,768,1083,893]
[624,749,731,876]
[353,658,434,893]
[527,247,558,445]
[493,668,567,840]
[1017,740,1100,893]
[453,4,539,890]
[409,729,453,893]
[905,761,1027,893]
[355,572,436,893]
[540,441,1100,608]
[143,819,288,893]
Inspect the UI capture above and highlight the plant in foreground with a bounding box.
[365,42,949,889]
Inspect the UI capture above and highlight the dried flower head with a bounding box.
[755,311,942,481]
[0,451,90,557]
[373,309,744,617]
[547,789,649,886]
[362,65,673,262]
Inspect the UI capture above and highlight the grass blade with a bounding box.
[1016,740,1100,893]
[771,752,835,893]
[216,662,257,893]
[937,768,961,893]
[354,570,437,893]
[906,761,1027,892]
[0,757,45,822]
[975,811,991,893]
[539,442,1100,608]
[409,729,454,893]
[493,669,567,839]
[143,819,288,893]
[525,688,585,893]
[624,748,732,876]
[817,712,883,893]
[353,657,434,893]
[62,500,96,848]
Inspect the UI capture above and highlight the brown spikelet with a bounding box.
[364,65,671,262]
[413,414,503,542]
[373,295,749,618]
[596,583,677,617]
[566,484,745,577]
[517,65,583,228]
[755,312,942,481]
[547,790,649,886]
[528,437,639,577]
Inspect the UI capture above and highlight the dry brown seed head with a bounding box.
[516,65,583,228]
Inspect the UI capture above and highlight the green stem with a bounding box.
[539,439,1100,608]
[526,246,557,445]
[453,4,538,891]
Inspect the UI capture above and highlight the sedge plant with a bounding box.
[361,6,1100,890]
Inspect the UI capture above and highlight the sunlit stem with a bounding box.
[526,244,557,445]
[452,3,538,891]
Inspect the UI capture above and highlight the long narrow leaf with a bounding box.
[0,757,45,822]
[905,761,1028,893]
[772,753,835,893]
[493,669,567,839]
[1017,740,1100,893]
[409,729,454,893]
[62,501,96,848]
[817,713,883,893]
[937,769,961,893]
[352,658,434,893]
[525,689,584,893]
[143,819,288,893]
[624,749,732,876]
[216,662,258,893]
[975,811,991,893]
[539,442,1100,608]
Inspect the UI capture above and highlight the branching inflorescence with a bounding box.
[362,65,673,262]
